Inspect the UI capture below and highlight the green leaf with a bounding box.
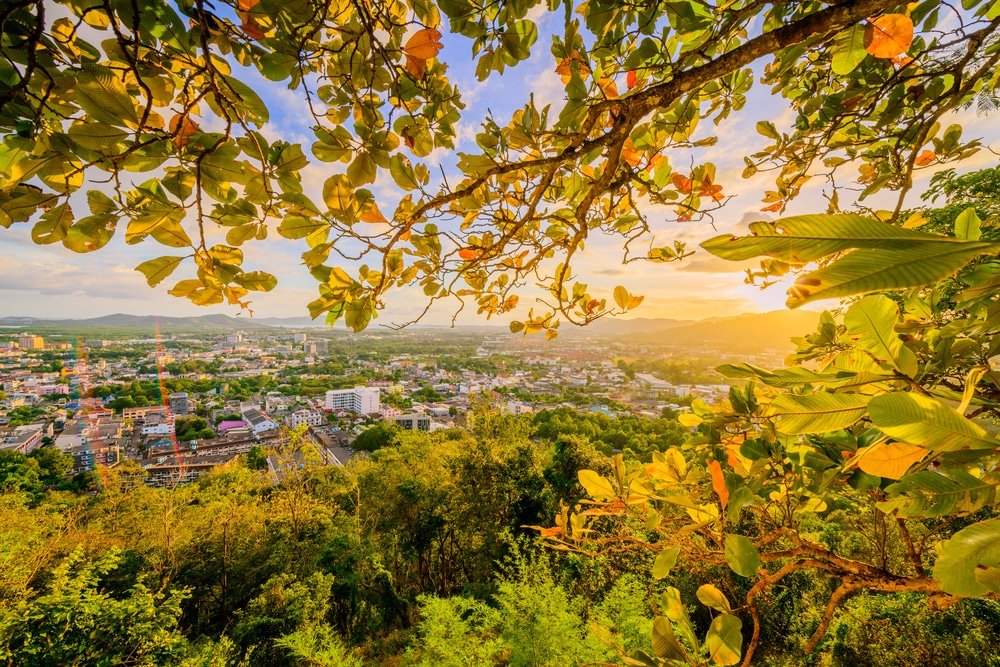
[770,393,870,434]
[67,122,128,150]
[954,207,982,240]
[704,614,743,666]
[844,295,918,377]
[651,617,686,661]
[786,242,1000,307]
[868,392,999,451]
[652,545,681,579]
[235,271,278,292]
[75,65,138,127]
[755,120,780,140]
[32,203,73,244]
[209,75,269,126]
[695,584,732,613]
[831,24,867,75]
[879,468,997,518]
[578,469,615,501]
[701,214,965,263]
[135,256,185,287]
[933,518,1000,597]
[63,214,116,252]
[724,534,760,578]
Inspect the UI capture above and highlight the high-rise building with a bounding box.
[304,338,328,356]
[169,392,190,415]
[325,387,380,414]
[18,334,44,350]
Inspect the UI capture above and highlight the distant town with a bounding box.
[0,313,804,487]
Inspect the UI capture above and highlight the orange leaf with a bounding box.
[238,0,259,10]
[241,16,264,40]
[707,459,728,508]
[914,149,936,166]
[671,173,692,194]
[865,14,914,59]
[359,202,389,224]
[555,50,590,84]
[760,201,784,212]
[627,69,637,90]
[598,77,618,99]
[403,28,443,79]
[458,248,479,260]
[620,138,642,167]
[538,526,562,538]
[168,113,198,148]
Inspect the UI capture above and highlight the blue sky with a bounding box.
[2,7,997,324]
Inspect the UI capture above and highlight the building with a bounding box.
[325,387,380,414]
[303,338,328,356]
[169,392,190,415]
[390,412,432,432]
[285,409,323,429]
[18,334,44,350]
[242,408,279,434]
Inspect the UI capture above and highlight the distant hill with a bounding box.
[0,313,275,333]
[563,316,693,337]
[636,309,821,352]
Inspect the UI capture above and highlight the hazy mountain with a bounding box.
[637,309,821,351]
[0,313,275,332]
[0,309,820,346]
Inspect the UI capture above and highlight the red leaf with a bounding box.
[627,69,637,90]
[671,173,692,194]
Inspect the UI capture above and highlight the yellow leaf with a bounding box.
[901,211,929,228]
[854,442,927,479]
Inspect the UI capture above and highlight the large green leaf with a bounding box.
[724,534,760,578]
[696,584,732,613]
[652,545,681,579]
[701,214,964,263]
[879,468,998,518]
[771,392,870,434]
[651,617,687,661]
[786,241,1000,307]
[75,65,138,127]
[868,392,999,451]
[716,363,891,389]
[843,295,918,377]
[135,255,185,287]
[704,614,743,666]
[933,519,1000,597]
[831,24,867,74]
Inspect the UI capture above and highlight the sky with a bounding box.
[1,6,997,325]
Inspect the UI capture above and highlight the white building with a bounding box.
[285,409,323,429]
[242,408,279,434]
[325,387,380,415]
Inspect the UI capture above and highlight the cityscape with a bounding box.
[0,312,800,488]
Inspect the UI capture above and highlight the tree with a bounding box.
[352,422,402,453]
[3,1,998,333]
[540,198,1000,664]
[0,549,197,665]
